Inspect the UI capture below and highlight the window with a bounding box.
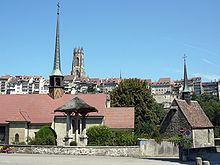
[208,129,211,143]
[76,57,80,66]
[55,78,61,86]
[15,133,19,142]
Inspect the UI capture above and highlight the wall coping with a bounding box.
[11,145,139,148]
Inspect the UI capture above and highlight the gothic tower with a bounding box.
[71,48,86,79]
[181,55,191,103]
[49,3,64,99]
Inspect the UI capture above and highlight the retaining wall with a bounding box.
[13,145,140,157]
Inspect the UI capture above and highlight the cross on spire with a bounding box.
[183,54,187,63]
[57,2,60,15]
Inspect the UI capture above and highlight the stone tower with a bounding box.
[71,48,86,79]
[49,3,64,99]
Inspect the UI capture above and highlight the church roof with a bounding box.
[0,94,134,129]
[174,99,213,128]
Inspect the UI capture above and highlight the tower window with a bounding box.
[55,78,61,86]
[76,57,80,66]
[76,70,80,78]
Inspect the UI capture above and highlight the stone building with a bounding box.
[160,58,214,148]
[71,48,86,79]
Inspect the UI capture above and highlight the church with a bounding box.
[0,4,134,146]
[160,57,215,148]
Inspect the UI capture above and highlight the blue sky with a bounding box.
[1,0,220,81]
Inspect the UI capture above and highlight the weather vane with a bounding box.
[57,1,60,15]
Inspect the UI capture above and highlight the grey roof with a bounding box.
[51,8,62,76]
[54,97,98,114]
[183,57,190,92]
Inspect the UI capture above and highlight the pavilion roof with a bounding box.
[54,97,98,114]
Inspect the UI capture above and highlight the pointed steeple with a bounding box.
[51,2,62,76]
[182,54,191,103]
[49,2,64,99]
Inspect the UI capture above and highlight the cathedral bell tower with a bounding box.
[71,48,86,79]
[49,3,64,99]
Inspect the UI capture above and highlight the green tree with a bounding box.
[32,126,57,145]
[110,78,165,138]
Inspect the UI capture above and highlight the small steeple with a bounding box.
[182,54,191,103]
[51,2,62,76]
[119,70,122,79]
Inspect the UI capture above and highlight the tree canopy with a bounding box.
[110,78,165,138]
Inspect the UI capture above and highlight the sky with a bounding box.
[1,0,220,82]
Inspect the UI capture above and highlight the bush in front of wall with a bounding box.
[111,131,137,146]
[33,126,57,145]
[70,141,77,146]
[86,125,113,146]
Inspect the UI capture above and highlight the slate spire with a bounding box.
[182,55,191,103]
[49,2,64,99]
[51,2,62,76]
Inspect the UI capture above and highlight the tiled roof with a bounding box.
[159,78,171,83]
[174,99,213,128]
[0,76,11,80]
[0,94,134,129]
[103,107,134,129]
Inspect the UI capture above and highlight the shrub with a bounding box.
[168,134,192,149]
[33,126,57,145]
[111,131,136,146]
[86,125,113,146]
[12,141,26,145]
[70,141,77,146]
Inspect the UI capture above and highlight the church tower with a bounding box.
[181,55,191,103]
[71,48,86,79]
[49,3,64,99]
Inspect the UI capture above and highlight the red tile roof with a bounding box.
[0,94,134,129]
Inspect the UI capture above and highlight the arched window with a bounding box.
[76,57,80,66]
[15,133,19,142]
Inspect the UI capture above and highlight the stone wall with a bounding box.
[139,139,179,157]
[192,129,215,148]
[182,146,220,161]
[13,145,140,157]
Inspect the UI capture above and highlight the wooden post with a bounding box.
[195,157,202,165]
[75,113,79,144]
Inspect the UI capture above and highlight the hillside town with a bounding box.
[1,74,219,109]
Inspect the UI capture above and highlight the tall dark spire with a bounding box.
[183,54,189,92]
[49,2,64,99]
[51,2,62,76]
[182,54,191,103]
